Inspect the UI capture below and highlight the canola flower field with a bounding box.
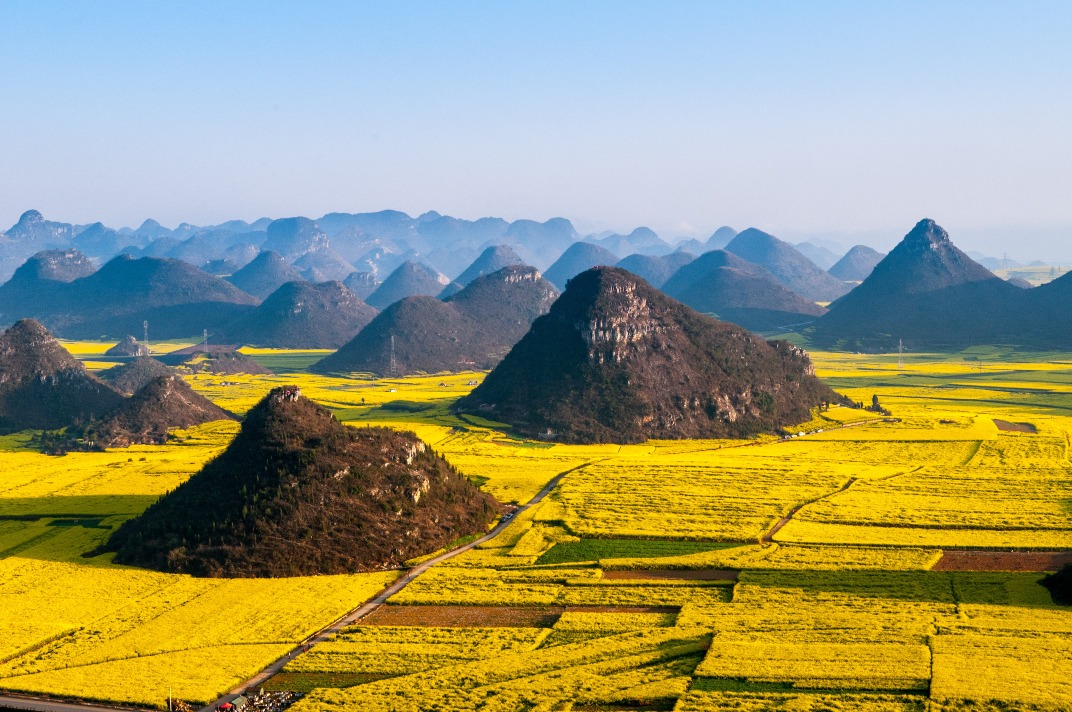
[0,342,1068,709]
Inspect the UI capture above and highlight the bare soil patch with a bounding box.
[932,550,1072,572]
[360,604,564,627]
[602,569,740,581]
[993,419,1037,433]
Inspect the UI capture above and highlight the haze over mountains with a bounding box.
[3,207,1068,354]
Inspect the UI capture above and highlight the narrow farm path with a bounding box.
[762,476,858,544]
[197,460,592,711]
[0,694,145,712]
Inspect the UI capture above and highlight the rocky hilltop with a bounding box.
[0,319,124,433]
[105,387,501,577]
[457,267,840,443]
[99,356,175,394]
[105,335,150,357]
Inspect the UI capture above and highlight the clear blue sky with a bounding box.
[2,1,1071,258]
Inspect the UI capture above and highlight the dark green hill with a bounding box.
[99,356,175,395]
[726,229,850,301]
[105,387,501,577]
[615,251,695,288]
[80,375,235,448]
[218,281,377,349]
[543,242,620,290]
[809,219,1022,351]
[0,319,124,433]
[661,250,825,332]
[312,265,557,376]
[226,251,305,300]
[456,267,840,444]
[828,245,885,282]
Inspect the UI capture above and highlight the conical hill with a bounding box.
[0,319,124,433]
[457,267,840,443]
[106,387,501,577]
[81,375,235,448]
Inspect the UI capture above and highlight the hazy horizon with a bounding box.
[3,1,1071,261]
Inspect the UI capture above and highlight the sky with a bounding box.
[2,1,1071,259]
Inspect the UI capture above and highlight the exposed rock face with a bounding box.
[8,249,96,283]
[105,335,150,357]
[105,387,501,577]
[80,375,234,448]
[226,250,305,300]
[312,265,558,376]
[457,267,840,443]
[452,245,525,287]
[343,271,379,300]
[0,319,124,433]
[219,280,377,349]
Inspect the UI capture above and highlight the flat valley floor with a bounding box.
[0,343,1069,711]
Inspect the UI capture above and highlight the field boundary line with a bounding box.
[197,459,588,710]
[762,477,858,544]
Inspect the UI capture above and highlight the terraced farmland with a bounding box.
[0,346,1070,709]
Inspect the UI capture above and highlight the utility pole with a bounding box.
[898,338,904,371]
[203,328,209,347]
[143,320,149,348]
[389,334,397,377]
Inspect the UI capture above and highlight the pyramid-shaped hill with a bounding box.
[226,251,305,300]
[456,267,841,444]
[661,250,826,332]
[105,335,150,357]
[615,251,695,288]
[31,255,259,339]
[81,375,235,448]
[828,245,885,282]
[451,245,525,287]
[99,356,175,395]
[809,219,1024,350]
[725,229,851,302]
[218,281,377,349]
[0,319,124,433]
[366,260,450,309]
[543,242,620,290]
[343,271,378,300]
[165,347,274,375]
[105,387,502,576]
[312,265,558,376]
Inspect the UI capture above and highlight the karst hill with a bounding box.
[0,319,124,433]
[456,267,840,443]
[809,219,1027,350]
[312,265,557,376]
[105,386,501,577]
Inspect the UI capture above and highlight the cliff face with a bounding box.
[457,267,841,443]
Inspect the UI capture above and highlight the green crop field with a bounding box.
[0,345,1069,709]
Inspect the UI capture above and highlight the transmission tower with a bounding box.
[203,328,209,347]
[389,334,397,377]
[898,338,904,371]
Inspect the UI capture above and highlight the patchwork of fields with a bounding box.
[0,343,1069,709]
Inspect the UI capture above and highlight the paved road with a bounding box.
[198,464,583,711]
